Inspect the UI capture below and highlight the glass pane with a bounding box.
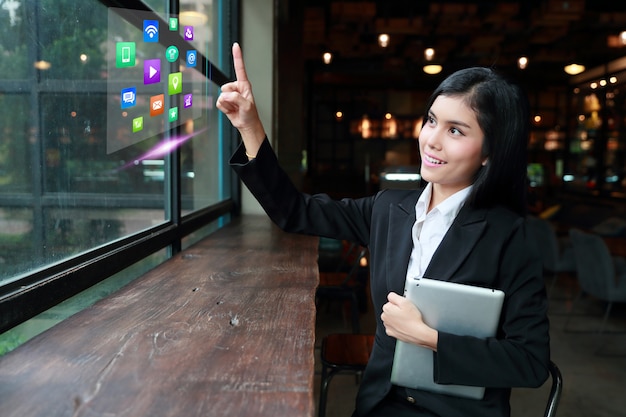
[568,71,626,196]
[0,0,30,79]
[0,0,233,285]
[181,80,231,212]
[38,1,109,81]
[0,95,31,192]
[179,0,232,212]
[0,249,167,355]
[0,208,33,280]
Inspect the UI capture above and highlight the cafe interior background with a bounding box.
[275,1,626,416]
[274,1,626,206]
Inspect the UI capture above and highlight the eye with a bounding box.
[426,115,436,125]
[449,126,464,136]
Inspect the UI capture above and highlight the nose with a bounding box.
[422,125,442,150]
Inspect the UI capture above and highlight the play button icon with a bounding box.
[143,59,161,84]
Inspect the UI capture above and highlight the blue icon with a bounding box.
[186,50,197,67]
[143,20,159,42]
[121,87,137,109]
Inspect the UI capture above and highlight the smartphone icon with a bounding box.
[122,47,130,63]
[116,42,136,68]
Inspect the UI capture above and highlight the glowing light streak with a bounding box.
[118,128,207,171]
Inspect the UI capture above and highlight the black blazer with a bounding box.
[232,139,550,417]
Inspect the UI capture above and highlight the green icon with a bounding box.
[166,45,179,62]
[169,107,179,122]
[169,17,178,31]
[116,42,136,68]
[132,116,144,132]
[168,72,182,95]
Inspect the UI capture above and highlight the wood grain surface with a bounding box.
[0,216,319,417]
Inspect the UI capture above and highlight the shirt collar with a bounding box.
[416,183,473,221]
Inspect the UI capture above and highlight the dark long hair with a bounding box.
[423,67,529,216]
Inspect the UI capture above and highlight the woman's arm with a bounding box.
[230,138,374,246]
[216,43,265,159]
[433,217,550,388]
[219,43,375,246]
[381,292,438,351]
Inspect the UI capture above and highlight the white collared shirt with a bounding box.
[404,183,473,292]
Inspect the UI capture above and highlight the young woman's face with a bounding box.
[419,94,487,200]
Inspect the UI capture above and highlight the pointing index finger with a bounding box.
[232,42,249,83]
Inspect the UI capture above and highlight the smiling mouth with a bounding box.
[424,154,446,165]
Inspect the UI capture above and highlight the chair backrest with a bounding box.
[569,228,615,299]
[544,361,563,417]
[318,244,368,288]
[526,216,561,272]
[338,246,368,286]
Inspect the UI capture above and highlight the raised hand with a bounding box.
[216,42,266,157]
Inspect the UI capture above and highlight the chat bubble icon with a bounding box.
[121,87,136,109]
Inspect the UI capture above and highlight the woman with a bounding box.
[217,43,550,417]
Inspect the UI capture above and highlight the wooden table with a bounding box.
[0,216,319,417]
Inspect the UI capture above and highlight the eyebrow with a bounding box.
[428,110,473,129]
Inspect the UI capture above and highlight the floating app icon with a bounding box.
[143,20,159,42]
[116,42,135,68]
[183,93,193,108]
[186,50,197,68]
[150,94,165,117]
[169,17,178,31]
[144,59,161,84]
[132,116,144,132]
[184,26,194,40]
[166,45,179,62]
[169,107,179,123]
[168,72,182,95]
[120,86,137,109]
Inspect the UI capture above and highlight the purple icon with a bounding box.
[184,26,194,41]
[183,94,193,108]
[144,59,161,84]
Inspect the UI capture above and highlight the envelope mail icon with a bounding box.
[150,94,165,116]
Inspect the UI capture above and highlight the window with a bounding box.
[0,0,239,350]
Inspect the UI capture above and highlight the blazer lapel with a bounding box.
[424,205,488,281]
[386,192,420,294]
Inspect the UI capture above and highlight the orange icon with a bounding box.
[150,94,165,117]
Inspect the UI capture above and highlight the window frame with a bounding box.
[0,0,241,333]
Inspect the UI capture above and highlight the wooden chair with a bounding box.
[318,333,374,417]
[316,243,368,333]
